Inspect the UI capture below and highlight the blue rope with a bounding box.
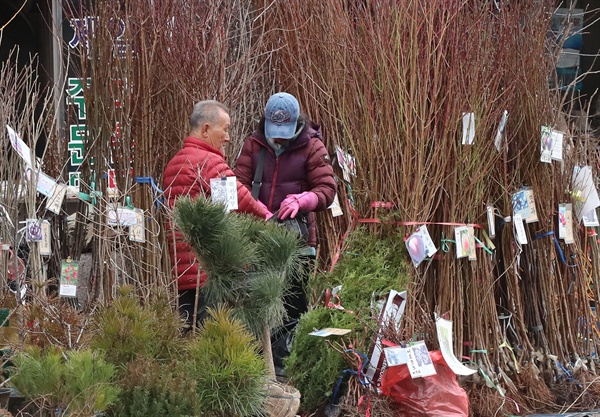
[534,231,576,268]
[330,349,371,404]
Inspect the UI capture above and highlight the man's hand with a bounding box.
[256,199,273,220]
[278,192,318,220]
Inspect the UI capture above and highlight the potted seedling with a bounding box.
[174,196,303,415]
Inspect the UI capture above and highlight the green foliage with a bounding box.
[11,347,119,416]
[173,196,303,337]
[288,226,411,411]
[89,286,183,366]
[310,226,410,310]
[110,358,197,417]
[10,346,64,408]
[62,350,120,414]
[234,270,288,337]
[285,308,363,412]
[174,197,255,288]
[185,307,267,417]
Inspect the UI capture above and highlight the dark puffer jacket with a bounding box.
[163,136,267,291]
[234,121,336,247]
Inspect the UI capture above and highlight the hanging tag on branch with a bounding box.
[36,171,57,197]
[210,176,238,213]
[46,183,68,215]
[494,110,509,152]
[39,220,51,256]
[406,225,437,267]
[405,341,437,379]
[59,258,79,298]
[106,204,138,226]
[512,187,538,223]
[462,112,475,145]
[540,126,564,163]
[572,166,600,222]
[582,208,599,227]
[454,226,476,261]
[6,125,32,167]
[129,208,146,243]
[335,146,356,183]
[328,193,343,217]
[513,214,528,245]
[487,206,496,238]
[558,203,574,244]
[25,219,43,242]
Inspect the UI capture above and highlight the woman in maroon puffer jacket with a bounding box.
[234,92,336,374]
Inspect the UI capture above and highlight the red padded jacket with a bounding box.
[163,137,267,291]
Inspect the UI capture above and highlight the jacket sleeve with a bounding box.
[306,139,337,211]
[233,138,254,191]
[201,154,267,219]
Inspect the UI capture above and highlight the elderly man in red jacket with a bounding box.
[163,100,271,331]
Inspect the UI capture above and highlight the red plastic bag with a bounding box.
[380,350,469,417]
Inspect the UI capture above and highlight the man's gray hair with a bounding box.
[189,100,229,130]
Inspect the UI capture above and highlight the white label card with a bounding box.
[384,346,408,367]
[405,341,437,379]
[210,176,238,212]
[514,214,528,245]
[39,220,51,256]
[462,112,475,145]
[328,193,343,217]
[129,208,146,243]
[487,206,496,238]
[46,183,67,214]
[107,206,139,227]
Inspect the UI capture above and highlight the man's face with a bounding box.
[205,109,230,152]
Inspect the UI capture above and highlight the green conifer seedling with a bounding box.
[173,196,303,377]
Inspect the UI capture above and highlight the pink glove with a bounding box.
[256,199,273,221]
[278,192,318,220]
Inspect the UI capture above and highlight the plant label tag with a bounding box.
[384,346,408,367]
[558,203,575,243]
[59,259,78,298]
[210,176,238,212]
[107,206,138,226]
[25,219,43,242]
[551,130,564,161]
[513,214,527,245]
[36,171,57,197]
[455,226,476,260]
[328,193,343,217]
[487,206,496,238]
[406,341,437,379]
[46,183,67,215]
[540,126,553,163]
[39,220,51,256]
[558,203,568,240]
[582,209,599,227]
[494,110,509,152]
[309,328,351,337]
[462,112,475,145]
[454,226,469,259]
[572,166,600,222]
[6,125,32,167]
[512,188,538,223]
[129,208,146,243]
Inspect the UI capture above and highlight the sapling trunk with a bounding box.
[262,325,275,378]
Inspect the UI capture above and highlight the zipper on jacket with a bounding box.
[268,157,280,210]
